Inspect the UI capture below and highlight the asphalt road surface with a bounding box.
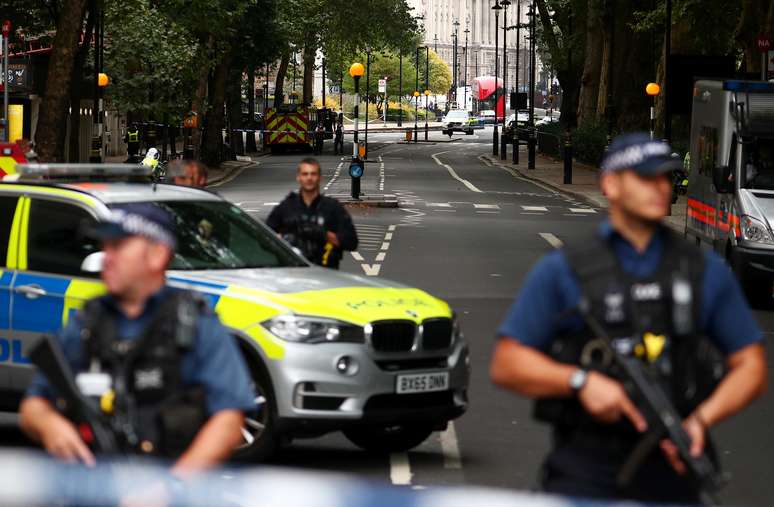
[213,127,774,506]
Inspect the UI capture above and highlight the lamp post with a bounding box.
[452,20,460,105]
[90,3,105,162]
[424,46,430,141]
[434,34,439,114]
[349,63,365,199]
[500,0,511,160]
[463,27,469,110]
[365,49,371,159]
[528,0,537,169]
[398,51,403,127]
[492,1,502,157]
[414,47,420,142]
[646,82,661,140]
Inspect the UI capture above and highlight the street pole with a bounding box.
[264,62,269,111]
[516,0,521,94]
[398,52,403,127]
[339,72,343,113]
[452,22,458,106]
[2,25,8,142]
[414,47,419,143]
[528,0,537,169]
[349,63,364,199]
[90,2,102,162]
[365,51,370,159]
[501,0,510,160]
[664,0,672,142]
[425,46,429,141]
[322,57,326,109]
[464,28,469,110]
[492,1,501,157]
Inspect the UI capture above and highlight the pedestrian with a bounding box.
[168,159,208,188]
[314,121,325,155]
[124,123,141,162]
[266,157,357,269]
[19,203,255,480]
[334,117,344,155]
[490,133,767,503]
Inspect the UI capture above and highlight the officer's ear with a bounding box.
[600,171,621,201]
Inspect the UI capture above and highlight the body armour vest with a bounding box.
[534,230,725,437]
[79,290,208,457]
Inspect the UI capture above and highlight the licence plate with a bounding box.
[396,372,449,394]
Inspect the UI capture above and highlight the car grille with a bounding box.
[375,357,449,371]
[370,320,416,352]
[422,318,453,350]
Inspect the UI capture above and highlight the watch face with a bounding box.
[349,163,364,178]
[570,370,587,391]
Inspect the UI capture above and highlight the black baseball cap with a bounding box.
[86,203,177,249]
[601,132,682,175]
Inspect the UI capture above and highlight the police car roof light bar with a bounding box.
[14,163,151,181]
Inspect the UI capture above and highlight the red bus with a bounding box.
[472,76,504,120]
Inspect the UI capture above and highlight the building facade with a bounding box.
[408,0,535,94]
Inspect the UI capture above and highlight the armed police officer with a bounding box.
[267,157,357,269]
[20,203,255,475]
[490,133,767,503]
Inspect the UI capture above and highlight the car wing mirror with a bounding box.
[712,165,733,194]
[81,251,105,273]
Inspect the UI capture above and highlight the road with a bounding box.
[215,127,774,506]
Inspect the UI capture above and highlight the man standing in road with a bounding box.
[168,159,208,188]
[20,203,255,478]
[334,116,344,155]
[267,157,357,269]
[490,133,767,503]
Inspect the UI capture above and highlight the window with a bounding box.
[27,199,99,277]
[0,195,19,267]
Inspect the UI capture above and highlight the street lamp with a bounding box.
[646,82,661,140]
[527,0,537,169]
[413,90,420,143]
[398,51,403,127]
[365,49,371,159]
[452,20,460,105]
[500,0,511,160]
[463,26,470,110]
[492,0,502,157]
[349,62,365,199]
[424,46,430,141]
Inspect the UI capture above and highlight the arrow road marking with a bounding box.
[440,422,462,470]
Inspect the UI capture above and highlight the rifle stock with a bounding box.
[29,334,120,454]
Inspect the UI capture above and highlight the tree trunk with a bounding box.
[190,35,213,160]
[274,52,290,108]
[226,65,244,156]
[577,0,604,125]
[595,3,613,121]
[36,0,89,162]
[67,7,95,162]
[302,38,316,106]
[201,51,233,166]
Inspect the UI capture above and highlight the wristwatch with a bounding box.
[569,368,588,394]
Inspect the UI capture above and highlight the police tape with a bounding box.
[0,449,714,507]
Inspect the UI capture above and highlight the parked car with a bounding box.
[478,110,496,124]
[442,110,477,136]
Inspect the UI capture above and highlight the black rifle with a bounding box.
[29,334,121,454]
[576,300,726,503]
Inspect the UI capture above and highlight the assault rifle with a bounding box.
[576,299,726,503]
[29,334,121,454]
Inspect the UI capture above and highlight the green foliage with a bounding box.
[339,49,451,97]
[572,121,608,166]
[104,1,199,118]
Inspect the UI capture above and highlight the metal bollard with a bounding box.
[527,129,536,169]
[513,131,519,165]
[500,132,507,160]
[563,131,572,184]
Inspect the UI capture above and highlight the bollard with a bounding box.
[513,131,519,165]
[500,132,507,160]
[527,129,536,169]
[246,129,257,152]
[563,131,572,184]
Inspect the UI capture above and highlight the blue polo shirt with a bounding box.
[26,287,256,415]
[498,221,764,355]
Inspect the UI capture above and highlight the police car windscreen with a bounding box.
[743,139,774,190]
[134,201,306,269]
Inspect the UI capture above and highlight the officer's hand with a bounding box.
[40,413,96,466]
[326,231,340,248]
[578,371,648,432]
[660,415,706,476]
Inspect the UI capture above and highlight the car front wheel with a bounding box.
[232,360,278,462]
[343,423,435,453]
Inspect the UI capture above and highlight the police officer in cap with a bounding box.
[490,133,767,503]
[20,203,255,475]
[267,157,357,269]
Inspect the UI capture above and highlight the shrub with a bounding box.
[572,121,608,166]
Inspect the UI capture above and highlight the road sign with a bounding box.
[329,85,340,94]
[378,79,386,93]
[758,35,772,53]
[1,21,10,38]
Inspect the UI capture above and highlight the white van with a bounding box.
[686,79,774,304]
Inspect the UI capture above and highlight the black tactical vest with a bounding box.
[79,290,208,457]
[534,230,725,438]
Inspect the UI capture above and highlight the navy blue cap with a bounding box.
[88,203,177,249]
[601,132,681,175]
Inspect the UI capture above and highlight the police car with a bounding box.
[0,164,469,460]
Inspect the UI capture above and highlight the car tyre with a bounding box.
[731,247,773,308]
[465,129,473,135]
[343,423,435,453]
[232,357,279,462]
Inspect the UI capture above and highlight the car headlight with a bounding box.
[261,315,364,344]
[741,215,774,244]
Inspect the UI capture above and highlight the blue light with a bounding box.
[723,80,774,92]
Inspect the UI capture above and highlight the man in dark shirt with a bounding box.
[267,158,358,269]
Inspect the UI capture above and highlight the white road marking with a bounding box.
[380,242,390,250]
[427,202,452,207]
[432,151,483,193]
[350,252,364,262]
[569,208,596,214]
[379,155,385,191]
[390,452,412,485]
[521,205,548,212]
[476,211,499,214]
[474,204,501,210]
[539,233,564,249]
[263,202,279,206]
[521,212,546,215]
[384,232,393,240]
[376,252,386,261]
[388,225,397,231]
[361,264,381,276]
[440,422,462,470]
[323,162,344,191]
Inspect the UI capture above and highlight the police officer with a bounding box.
[19,203,255,475]
[334,115,344,155]
[267,157,357,269]
[314,121,325,155]
[168,159,208,188]
[125,123,141,162]
[490,133,767,503]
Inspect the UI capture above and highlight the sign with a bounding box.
[1,20,11,37]
[329,85,340,94]
[378,79,386,93]
[1,64,30,91]
[757,35,772,53]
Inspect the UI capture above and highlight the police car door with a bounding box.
[10,198,103,389]
[0,193,23,404]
